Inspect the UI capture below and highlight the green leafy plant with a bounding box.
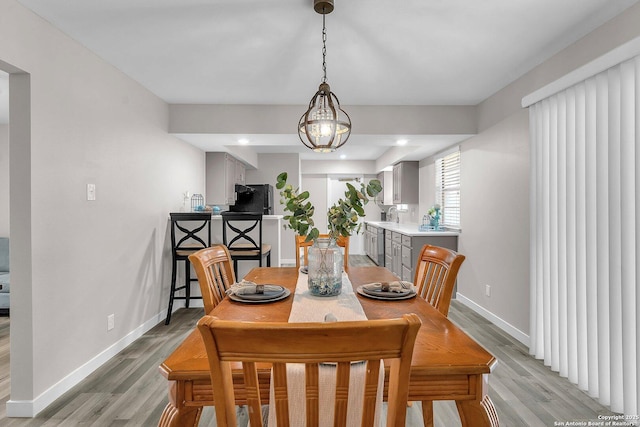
[276,172,382,241]
[328,180,382,238]
[427,203,441,217]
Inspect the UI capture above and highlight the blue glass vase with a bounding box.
[430,209,441,229]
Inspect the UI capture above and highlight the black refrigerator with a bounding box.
[229,184,274,214]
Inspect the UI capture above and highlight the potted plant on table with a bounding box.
[276,172,382,296]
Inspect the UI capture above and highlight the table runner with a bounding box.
[267,272,384,426]
[288,271,368,322]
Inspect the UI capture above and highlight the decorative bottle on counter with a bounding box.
[307,237,343,296]
[430,208,441,229]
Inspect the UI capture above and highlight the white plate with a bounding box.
[356,286,417,301]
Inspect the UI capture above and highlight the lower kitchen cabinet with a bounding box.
[384,234,393,271]
[365,223,384,266]
[384,229,458,282]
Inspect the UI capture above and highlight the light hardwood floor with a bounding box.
[0,256,619,426]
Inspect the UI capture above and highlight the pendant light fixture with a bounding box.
[298,0,351,152]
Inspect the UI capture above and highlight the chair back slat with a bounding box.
[197,315,421,427]
[413,245,465,317]
[305,363,320,427]
[272,363,290,427]
[362,359,382,427]
[334,361,351,427]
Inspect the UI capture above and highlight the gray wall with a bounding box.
[246,153,301,263]
[1,0,205,414]
[0,124,7,237]
[456,111,530,336]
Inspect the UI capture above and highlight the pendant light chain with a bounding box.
[298,0,351,152]
[322,11,327,83]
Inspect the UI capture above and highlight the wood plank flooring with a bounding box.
[0,256,619,426]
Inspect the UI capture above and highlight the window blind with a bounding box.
[436,149,461,228]
[529,54,639,416]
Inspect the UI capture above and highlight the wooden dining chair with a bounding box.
[197,313,421,427]
[413,244,465,316]
[295,234,350,269]
[412,244,465,427]
[188,245,236,315]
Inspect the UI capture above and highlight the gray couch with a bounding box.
[0,237,9,315]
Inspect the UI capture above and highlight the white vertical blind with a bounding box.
[435,149,461,228]
[529,55,639,415]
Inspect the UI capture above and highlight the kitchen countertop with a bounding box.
[210,214,283,219]
[365,221,460,237]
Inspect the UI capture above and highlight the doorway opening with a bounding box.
[0,58,34,418]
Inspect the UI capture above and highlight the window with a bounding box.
[435,148,460,229]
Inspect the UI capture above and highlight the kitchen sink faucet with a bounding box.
[388,205,399,223]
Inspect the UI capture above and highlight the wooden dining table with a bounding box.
[158,266,499,427]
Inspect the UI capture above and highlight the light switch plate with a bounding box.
[87,183,96,201]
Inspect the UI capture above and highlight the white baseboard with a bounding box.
[455,293,530,347]
[6,310,167,418]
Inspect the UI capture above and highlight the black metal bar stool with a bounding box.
[166,212,211,324]
[221,212,271,279]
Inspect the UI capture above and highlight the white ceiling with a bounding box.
[5,0,639,160]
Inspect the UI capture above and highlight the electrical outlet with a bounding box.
[485,285,491,297]
[87,183,96,201]
[107,314,115,331]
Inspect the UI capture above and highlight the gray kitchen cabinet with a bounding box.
[401,244,412,282]
[384,231,393,270]
[364,224,373,260]
[391,232,403,278]
[365,223,383,265]
[385,230,458,283]
[392,161,419,204]
[205,152,245,206]
[376,170,394,205]
[234,160,245,186]
[369,227,379,265]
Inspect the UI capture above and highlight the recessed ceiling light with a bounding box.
[339,154,347,159]
[397,139,408,146]
[238,138,249,145]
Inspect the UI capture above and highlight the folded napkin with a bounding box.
[225,280,283,296]
[362,281,415,293]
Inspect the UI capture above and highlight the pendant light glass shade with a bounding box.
[298,0,351,152]
[298,82,351,152]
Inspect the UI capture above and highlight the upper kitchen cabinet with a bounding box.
[376,171,394,205]
[234,159,245,186]
[206,152,246,206]
[392,161,418,204]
